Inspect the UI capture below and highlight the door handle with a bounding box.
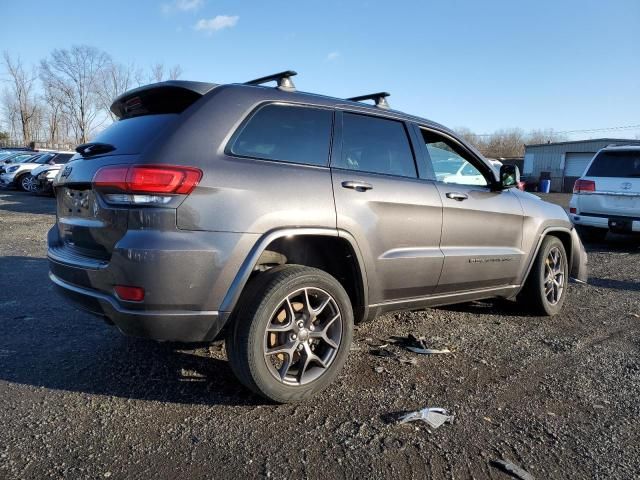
[342,181,373,192]
[445,192,468,201]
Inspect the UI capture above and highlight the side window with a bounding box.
[231,104,333,167]
[335,113,417,178]
[421,130,489,187]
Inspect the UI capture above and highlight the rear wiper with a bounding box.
[75,142,116,157]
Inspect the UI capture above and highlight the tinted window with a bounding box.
[586,150,640,177]
[52,153,73,164]
[34,154,55,164]
[231,104,333,167]
[421,130,488,186]
[336,113,416,177]
[90,114,179,154]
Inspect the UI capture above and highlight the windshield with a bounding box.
[587,150,640,177]
[12,154,36,163]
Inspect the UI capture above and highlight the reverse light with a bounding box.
[114,285,145,302]
[573,179,596,194]
[93,165,202,205]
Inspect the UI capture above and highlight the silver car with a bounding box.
[48,72,588,402]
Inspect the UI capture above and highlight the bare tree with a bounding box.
[149,63,183,82]
[40,45,111,143]
[168,64,183,80]
[2,52,41,144]
[456,127,567,158]
[97,61,142,121]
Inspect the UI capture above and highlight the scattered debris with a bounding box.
[398,357,418,366]
[370,348,395,358]
[350,343,361,352]
[406,346,451,355]
[396,334,452,355]
[489,459,534,480]
[398,407,454,429]
[374,366,389,374]
[631,313,640,318]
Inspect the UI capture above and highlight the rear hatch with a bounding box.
[52,82,216,262]
[577,149,640,216]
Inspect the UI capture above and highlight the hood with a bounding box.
[31,164,61,177]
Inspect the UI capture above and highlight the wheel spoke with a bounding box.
[264,286,343,386]
[266,340,297,357]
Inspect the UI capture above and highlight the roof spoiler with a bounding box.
[110,81,218,119]
[347,92,390,109]
[244,70,297,92]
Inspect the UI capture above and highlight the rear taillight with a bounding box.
[573,179,596,194]
[93,165,202,205]
[569,207,577,214]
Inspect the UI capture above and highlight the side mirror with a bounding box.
[48,159,55,165]
[500,164,520,189]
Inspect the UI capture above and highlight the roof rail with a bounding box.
[346,92,390,109]
[245,70,297,91]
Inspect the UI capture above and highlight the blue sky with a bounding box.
[3,0,639,139]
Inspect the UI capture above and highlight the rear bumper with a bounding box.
[47,223,259,342]
[571,213,640,232]
[50,271,225,342]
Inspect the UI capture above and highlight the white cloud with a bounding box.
[194,15,239,34]
[326,51,340,61]
[162,0,203,14]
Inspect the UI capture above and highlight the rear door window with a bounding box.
[231,104,333,167]
[586,150,640,177]
[335,113,417,178]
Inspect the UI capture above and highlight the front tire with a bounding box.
[18,174,37,192]
[518,236,568,316]
[226,265,354,403]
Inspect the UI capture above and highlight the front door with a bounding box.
[418,128,525,293]
[331,112,444,304]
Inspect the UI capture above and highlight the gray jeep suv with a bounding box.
[48,71,587,402]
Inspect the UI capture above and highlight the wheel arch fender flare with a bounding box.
[518,226,587,293]
[219,227,369,321]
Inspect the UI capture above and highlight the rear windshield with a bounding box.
[586,150,640,177]
[89,114,178,154]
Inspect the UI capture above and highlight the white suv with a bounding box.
[569,146,640,241]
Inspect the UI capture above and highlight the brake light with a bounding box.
[569,207,576,214]
[93,165,202,204]
[573,179,595,194]
[114,285,145,302]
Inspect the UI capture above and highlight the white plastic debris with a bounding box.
[490,459,534,480]
[398,407,454,429]
[406,346,451,355]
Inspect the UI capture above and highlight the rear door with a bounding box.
[578,149,640,219]
[331,111,443,303]
[417,127,525,293]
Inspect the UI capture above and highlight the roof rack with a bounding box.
[245,70,297,91]
[346,92,390,109]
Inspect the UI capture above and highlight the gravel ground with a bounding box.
[0,190,639,479]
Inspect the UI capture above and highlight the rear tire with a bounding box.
[518,236,568,316]
[576,225,607,243]
[226,265,354,403]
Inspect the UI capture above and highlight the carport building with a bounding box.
[523,138,640,192]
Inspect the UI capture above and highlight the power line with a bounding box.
[471,123,640,137]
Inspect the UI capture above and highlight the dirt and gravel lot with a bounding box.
[0,190,639,479]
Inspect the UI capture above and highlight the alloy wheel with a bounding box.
[21,175,37,192]
[263,287,342,386]
[544,246,565,305]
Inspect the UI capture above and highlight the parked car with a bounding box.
[48,72,588,402]
[569,145,640,241]
[30,152,75,195]
[0,151,38,168]
[0,153,56,191]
